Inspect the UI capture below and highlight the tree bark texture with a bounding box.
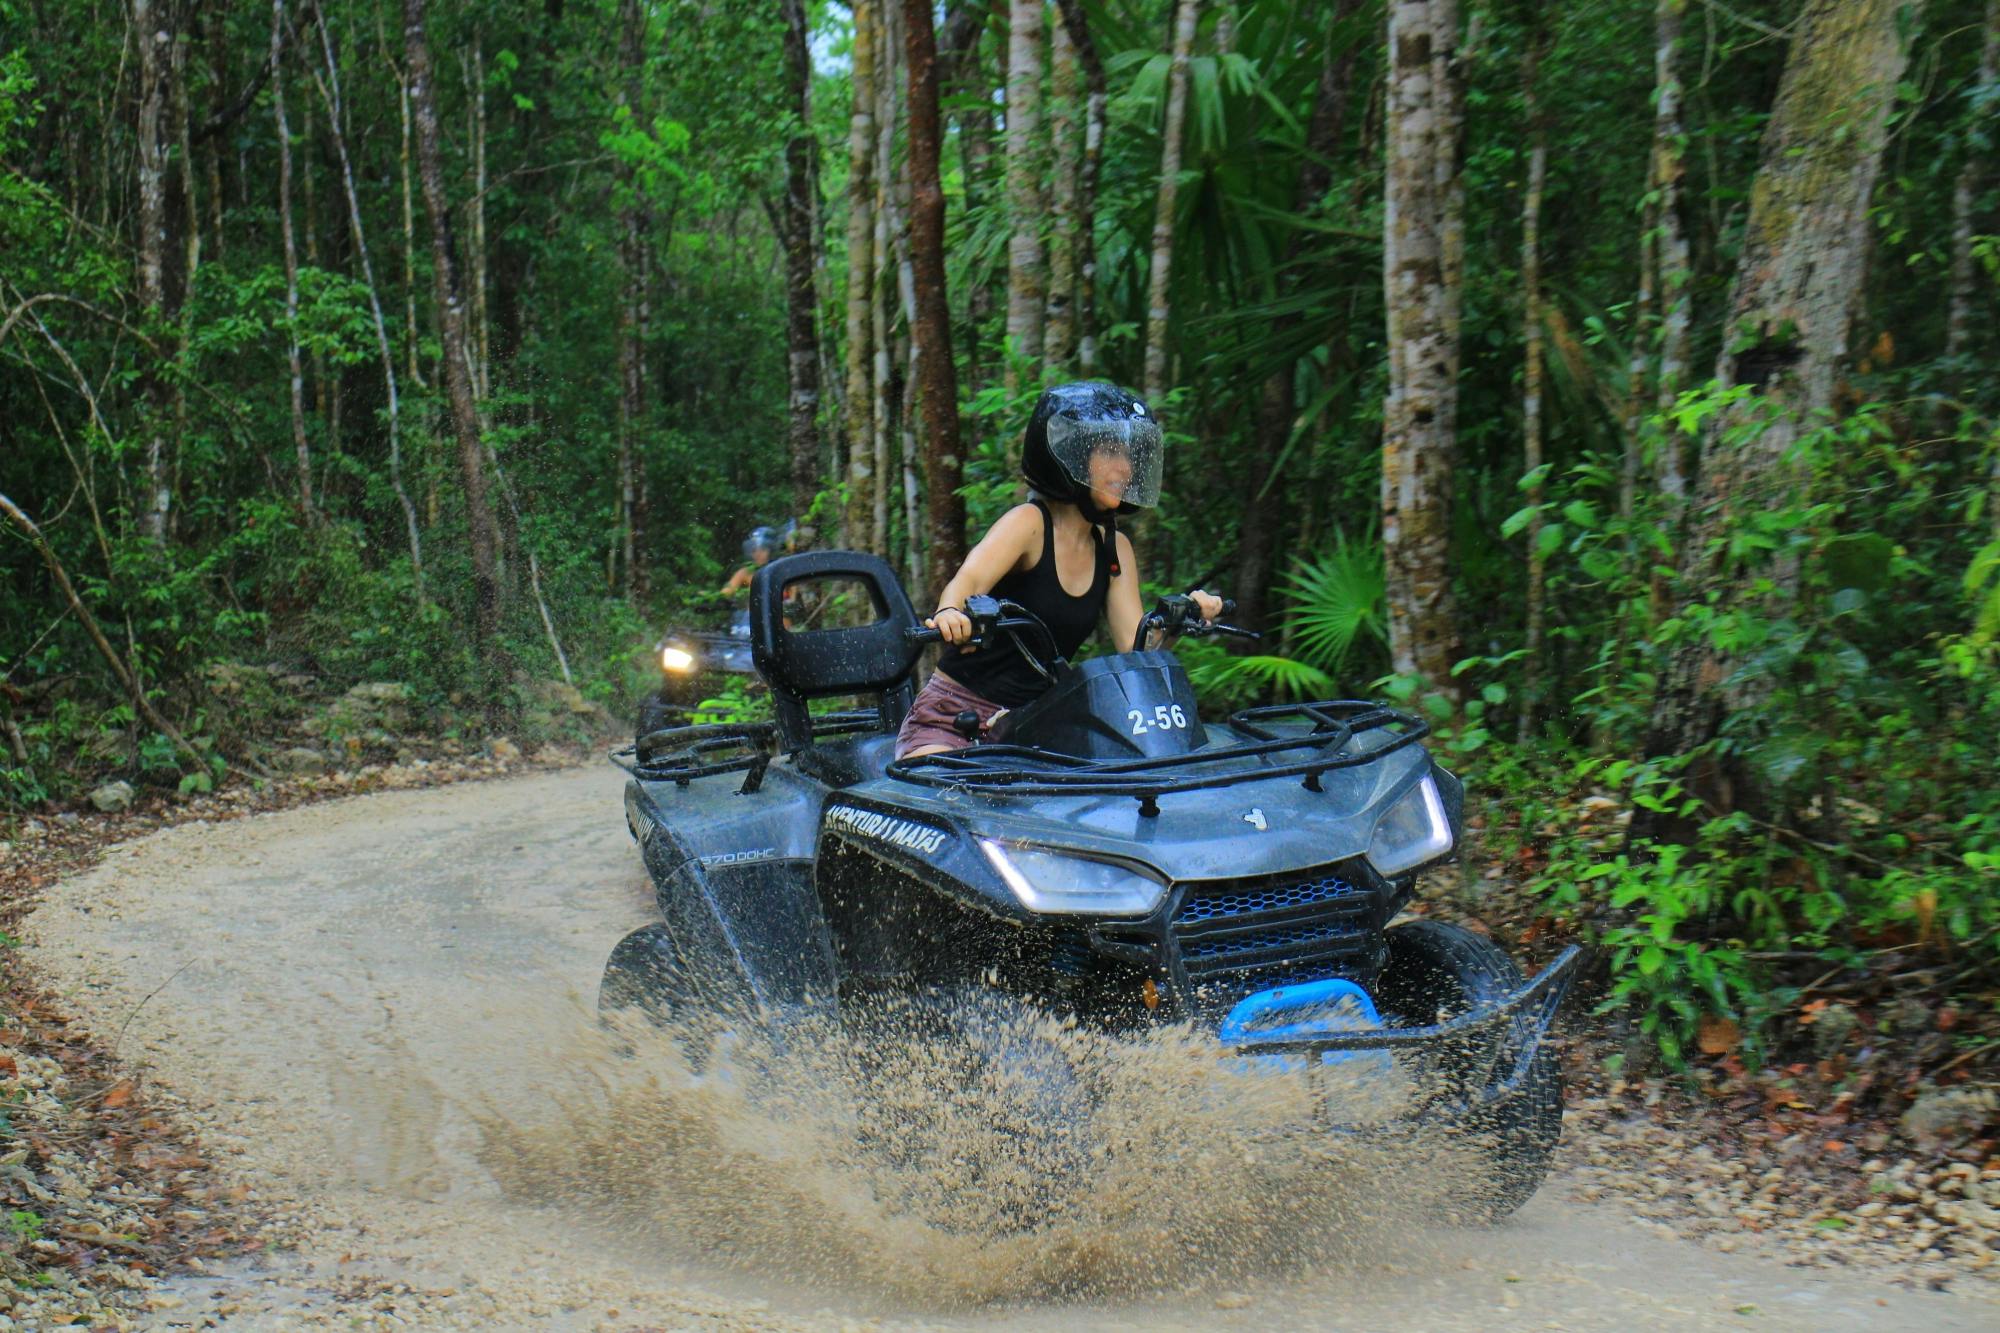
[781,0,824,527]
[1381,0,1465,698]
[1235,0,1362,635]
[905,0,966,598]
[1642,0,1910,778]
[1004,0,1046,386]
[1143,0,1200,407]
[1055,0,1107,373]
[1947,0,2000,362]
[1519,35,1549,742]
[271,0,315,520]
[843,0,879,552]
[1652,0,1693,501]
[617,0,644,596]
[405,0,503,653]
[871,0,900,557]
[134,0,177,544]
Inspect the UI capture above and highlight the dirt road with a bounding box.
[29,764,2000,1331]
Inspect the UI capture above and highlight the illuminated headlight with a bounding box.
[979,838,1167,917]
[1366,774,1454,876]
[661,645,697,673]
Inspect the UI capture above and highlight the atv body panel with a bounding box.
[606,550,1575,1212]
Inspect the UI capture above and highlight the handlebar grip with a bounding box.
[1220,598,1237,615]
[904,625,942,645]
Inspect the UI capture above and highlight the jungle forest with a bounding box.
[4,0,2000,1095]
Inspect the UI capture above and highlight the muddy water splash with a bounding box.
[478,998,1489,1309]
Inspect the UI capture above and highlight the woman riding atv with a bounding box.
[897,382,1223,758]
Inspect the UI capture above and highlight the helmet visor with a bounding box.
[1045,416,1164,510]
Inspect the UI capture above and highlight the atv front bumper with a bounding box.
[1217,945,1581,1113]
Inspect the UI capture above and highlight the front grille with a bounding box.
[1168,866,1386,1011]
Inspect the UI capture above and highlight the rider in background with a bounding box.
[896,382,1222,758]
[719,522,795,598]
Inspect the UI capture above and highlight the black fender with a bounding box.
[650,855,840,1013]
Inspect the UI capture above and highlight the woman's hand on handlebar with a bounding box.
[928,606,975,646]
[1189,590,1225,622]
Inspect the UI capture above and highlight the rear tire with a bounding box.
[1376,919,1563,1223]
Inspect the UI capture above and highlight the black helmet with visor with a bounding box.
[1022,382,1163,516]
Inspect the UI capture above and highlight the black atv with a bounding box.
[635,605,760,739]
[604,551,1579,1220]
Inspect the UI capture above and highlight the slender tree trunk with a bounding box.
[396,62,426,390]
[1652,0,1692,503]
[843,0,879,553]
[1004,0,1046,386]
[1381,0,1465,700]
[1143,0,1200,405]
[1235,0,1362,634]
[1044,16,1079,374]
[271,0,314,520]
[1642,0,1910,798]
[405,0,503,654]
[781,0,824,526]
[616,0,643,598]
[906,0,967,595]
[872,0,900,557]
[1519,35,1549,742]
[1948,0,2000,362]
[134,0,175,544]
[309,3,424,598]
[468,36,490,402]
[1055,0,1106,372]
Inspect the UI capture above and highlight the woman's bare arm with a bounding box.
[926,503,1042,643]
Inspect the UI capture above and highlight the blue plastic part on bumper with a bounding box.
[1217,977,1395,1076]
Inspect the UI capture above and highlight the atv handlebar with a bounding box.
[1131,594,1260,653]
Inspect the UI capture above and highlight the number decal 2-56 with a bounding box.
[1128,704,1190,736]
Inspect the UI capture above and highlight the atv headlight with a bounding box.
[661,645,697,673]
[979,838,1166,917]
[1365,774,1454,876]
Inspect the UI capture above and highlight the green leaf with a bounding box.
[1536,523,1566,558]
[1562,500,1599,530]
[1500,505,1538,540]
[1638,945,1666,976]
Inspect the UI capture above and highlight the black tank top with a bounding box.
[938,500,1110,708]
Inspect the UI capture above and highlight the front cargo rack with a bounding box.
[886,700,1429,816]
[611,707,878,794]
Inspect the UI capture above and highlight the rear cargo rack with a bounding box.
[611,708,879,794]
[887,700,1428,816]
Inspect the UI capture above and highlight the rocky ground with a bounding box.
[0,666,605,1329]
[0,677,1995,1328]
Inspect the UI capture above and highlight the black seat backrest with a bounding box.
[750,550,923,752]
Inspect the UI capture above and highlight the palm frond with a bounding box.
[1280,533,1388,678]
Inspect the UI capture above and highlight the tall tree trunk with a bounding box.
[1055,0,1106,372]
[1043,15,1080,374]
[781,0,824,526]
[1652,0,1693,503]
[1234,0,1362,634]
[271,0,314,520]
[843,0,879,552]
[134,0,176,544]
[905,0,967,596]
[1948,0,2000,362]
[405,0,503,654]
[872,0,900,557]
[1381,0,1465,700]
[616,0,643,598]
[1519,34,1549,742]
[954,9,997,380]
[1641,0,1910,797]
[467,36,491,402]
[308,3,424,597]
[1003,0,1046,387]
[1143,0,1200,406]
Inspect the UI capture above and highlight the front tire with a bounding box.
[1376,919,1563,1222]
